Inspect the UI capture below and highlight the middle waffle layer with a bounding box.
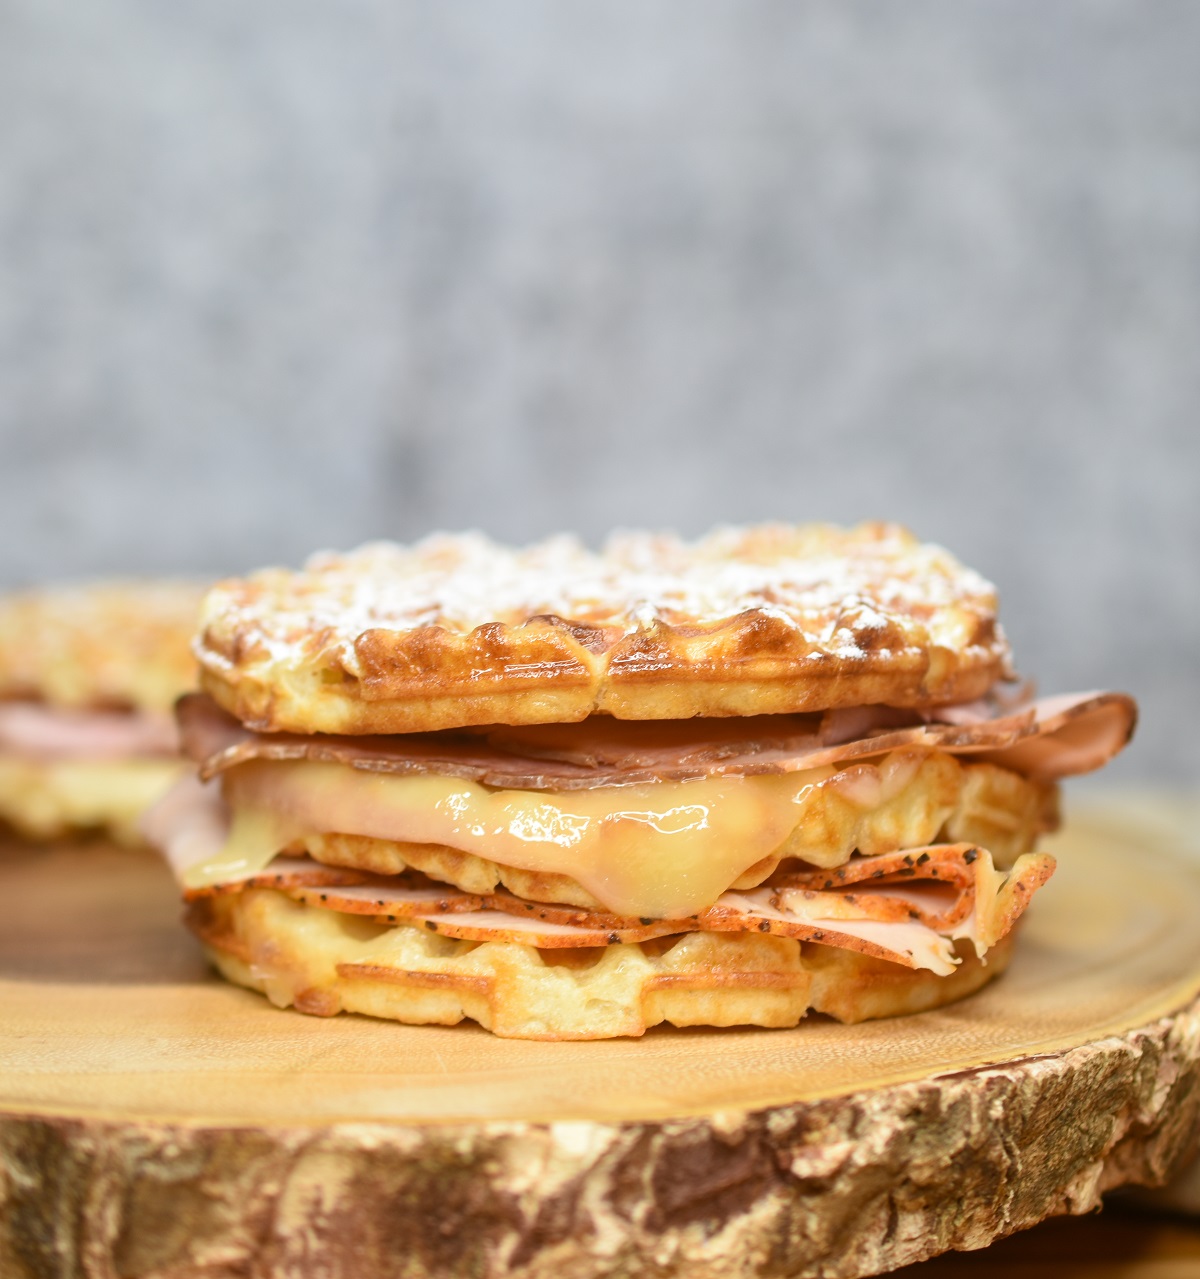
[295,750,1056,910]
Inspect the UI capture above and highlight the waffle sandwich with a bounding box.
[147,525,1136,1039]
[0,581,203,844]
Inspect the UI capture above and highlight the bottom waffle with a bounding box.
[189,888,1014,1040]
[0,756,184,846]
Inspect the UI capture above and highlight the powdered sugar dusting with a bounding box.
[197,523,1002,678]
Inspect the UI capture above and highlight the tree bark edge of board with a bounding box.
[2,998,1199,1279]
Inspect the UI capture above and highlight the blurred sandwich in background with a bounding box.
[0,581,202,845]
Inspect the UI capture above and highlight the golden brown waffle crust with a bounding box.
[195,524,1010,734]
[0,580,204,713]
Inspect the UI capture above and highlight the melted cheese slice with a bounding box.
[158,779,1045,976]
[185,760,830,919]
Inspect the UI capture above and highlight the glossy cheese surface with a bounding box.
[189,761,828,918]
[181,748,1054,920]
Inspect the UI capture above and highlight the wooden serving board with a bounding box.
[1,808,1199,1278]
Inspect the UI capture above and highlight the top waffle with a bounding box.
[0,580,205,713]
[195,523,1011,735]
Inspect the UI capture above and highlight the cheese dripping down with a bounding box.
[186,760,837,919]
[156,778,1053,977]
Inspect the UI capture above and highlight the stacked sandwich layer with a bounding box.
[148,524,1136,1039]
[0,582,203,843]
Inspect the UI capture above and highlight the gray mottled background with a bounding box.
[1,1,1197,782]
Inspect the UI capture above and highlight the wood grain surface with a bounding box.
[1,802,1199,1277]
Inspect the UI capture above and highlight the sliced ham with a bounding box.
[142,775,232,882]
[972,692,1137,780]
[768,843,1056,952]
[179,688,1135,789]
[0,700,179,760]
[393,910,687,948]
[179,693,606,789]
[176,839,1051,976]
[187,865,488,917]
